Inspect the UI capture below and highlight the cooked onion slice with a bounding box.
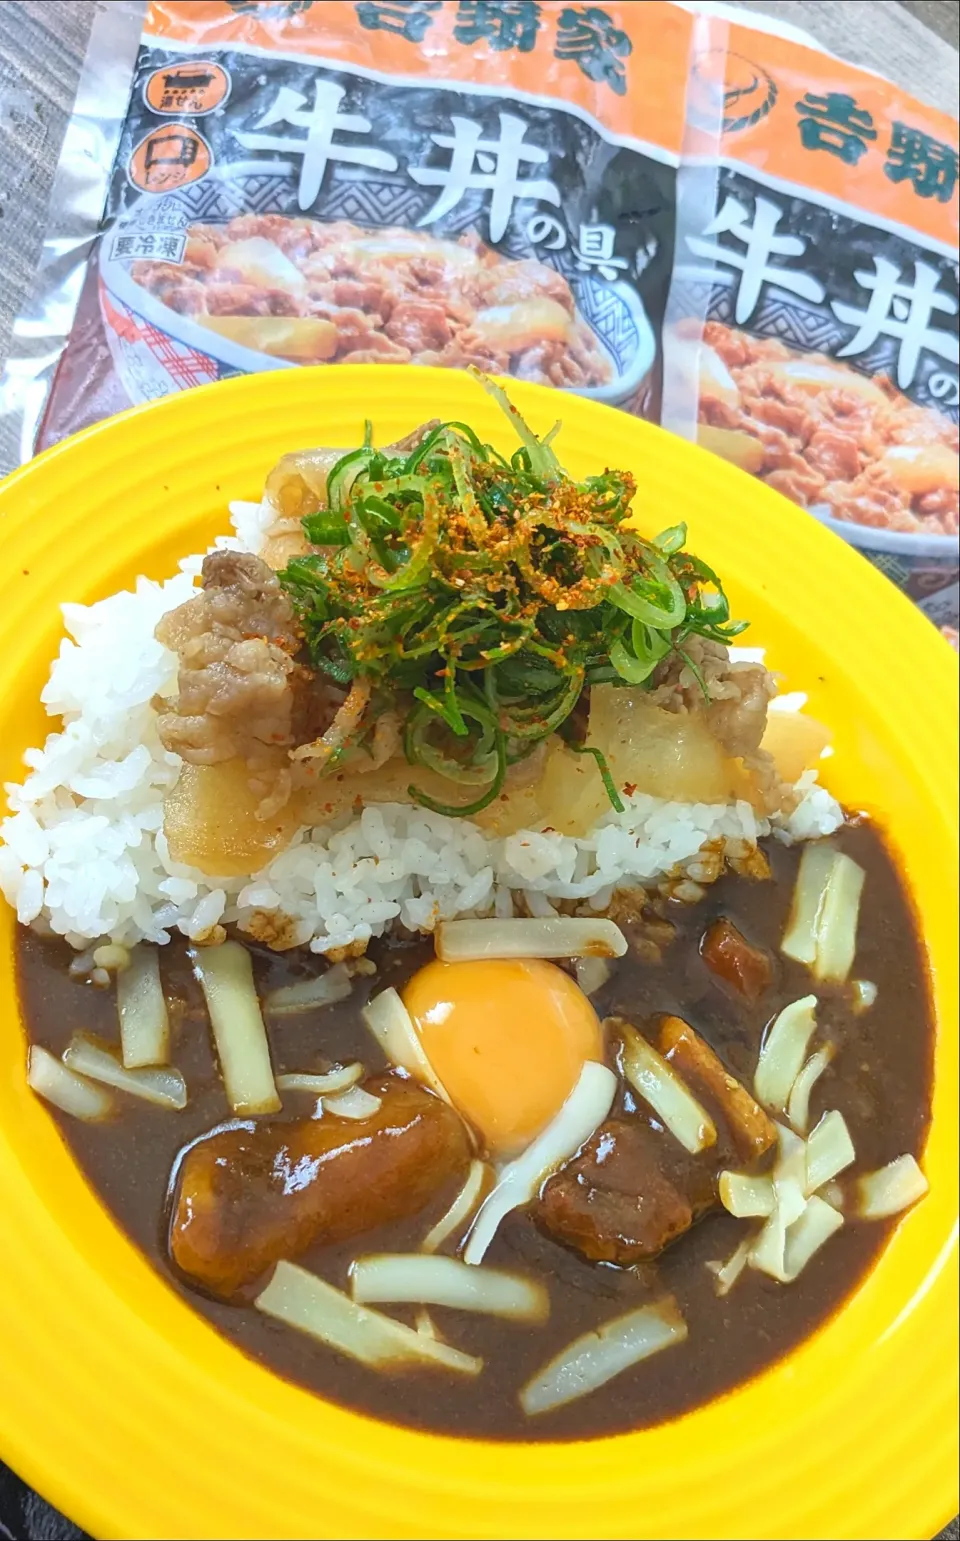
[815,851,865,983]
[290,677,372,766]
[362,987,448,1101]
[786,1044,835,1136]
[749,1123,808,1281]
[27,1045,113,1121]
[276,1064,364,1096]
[323,1086,382,1120]
[804,1109,856,1195]
[754,995,818,1113]
[781,1195,844,1281]
[614,1020,716,1154]
[719,1171,775,1218]
[781,843,834,966]
[436,917,627,963]
[264,963,353,1015]
[116,945,170,1069]
[255,1261,481,1374]
[726,1109,855,1289]
[781,844,865,983]
[856,1154,928,1219]
[351,1255,548,1322]
[463,1062,616,1265]
[422,1160,489,1253]
[190,941,280,1115]
[62,1034,186,1110]
[706,1236,752,1297]
[573,957,611,997]
[519,1298,687,1416]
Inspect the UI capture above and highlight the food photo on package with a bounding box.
[2,0,956,632]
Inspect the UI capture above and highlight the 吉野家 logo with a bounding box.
[689,49,778,136]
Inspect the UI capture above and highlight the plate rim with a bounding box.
[0,365,956,1541]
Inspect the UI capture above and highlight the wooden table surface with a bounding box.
[0,2,957,1538]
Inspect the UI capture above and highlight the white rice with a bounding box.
[0,505,843,955]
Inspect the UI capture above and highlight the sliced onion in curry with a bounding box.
[573,956,612,997]
[814,851,866,983]
[422,1158,489,1253]
[519,1298,687,1416]
[780,843,834,966]
[781,843,865,983]
[613,1019,716,1155]
[255,1260,482,1375]
[27,1044,114,1122]
[264,963,353,1015]
[362,986,449,1102]
[706,1236,753,1297]
[780,1195,844,1282]
[463,1062,617,1266]
[786,1043,835,1136]
[62,1034,187,1110]
[350,1254,548,1322]
[189,940,280,1115]
[116,944,170,1068]
[749,1124,808,1282]
[804,1109,856,1195]
[719,1171,775,1219]
[856,1154,929,1219]
[436,916,627,963]
[322,1086,383,1120]
[754,995,818,1114]
[275,1063,365,1097]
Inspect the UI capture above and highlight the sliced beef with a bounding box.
[168,1075,471,1297]
[804,426,862,483]
[649,638,776,762]
[695,322,958,535]
[703,663,775,760]
[536,1118,715,1266]
[155,551,306,766]
[384,298,453,353]
[133,214,612,385]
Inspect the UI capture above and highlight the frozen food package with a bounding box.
[663,9,960,624]
[3,0,693,462]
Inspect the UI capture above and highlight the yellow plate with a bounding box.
[0,367,956,1541]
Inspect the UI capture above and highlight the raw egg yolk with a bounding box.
[402,958,602,1158]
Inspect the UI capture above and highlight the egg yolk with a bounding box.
[402,958,602,1157]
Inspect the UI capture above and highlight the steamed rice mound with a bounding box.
[0,510,842,956]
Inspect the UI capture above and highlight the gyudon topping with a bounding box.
[686,321,959,537]
[155,376,796,879]
[132,216,614,390]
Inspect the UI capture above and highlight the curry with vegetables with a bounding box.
[5,384,934,1437]
[16,820,932,1438]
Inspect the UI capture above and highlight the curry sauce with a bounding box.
[15,821,933,1440]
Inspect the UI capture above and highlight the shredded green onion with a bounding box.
[566,743,625,813]
[278,378,747,817]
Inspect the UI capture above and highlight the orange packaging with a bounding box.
[29,0,692,450]
[1,2,956,624]
[663,10,958,624]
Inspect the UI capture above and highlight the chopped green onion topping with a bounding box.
[278,379,748,817]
